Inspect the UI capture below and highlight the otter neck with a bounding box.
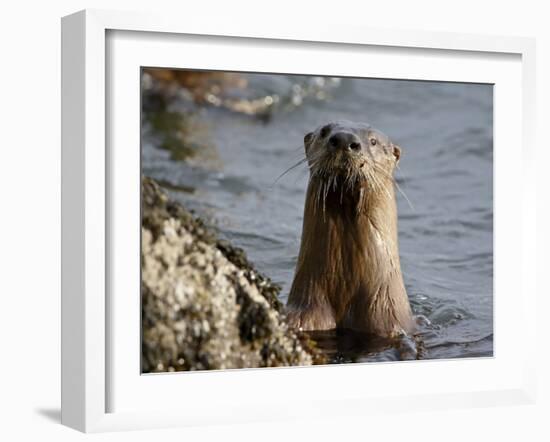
[308,175,400,245]
[288,174,409,332]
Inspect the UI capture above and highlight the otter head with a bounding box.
[304,120,401,179]
[303,121,401,213]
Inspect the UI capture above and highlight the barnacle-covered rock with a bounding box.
[141,176,322,372]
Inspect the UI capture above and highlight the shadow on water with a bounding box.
[306,329,420,363]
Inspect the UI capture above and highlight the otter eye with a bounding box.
[370,138,377,146]
[320,125,331,138]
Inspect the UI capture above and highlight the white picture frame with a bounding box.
[61,9,537,433]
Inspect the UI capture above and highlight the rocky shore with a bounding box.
[141,176,322,372]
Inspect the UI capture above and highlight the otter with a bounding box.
[286,121,414,338]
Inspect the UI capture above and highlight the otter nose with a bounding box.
[328,132,361,152]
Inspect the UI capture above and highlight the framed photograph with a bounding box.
[61,9,537,433]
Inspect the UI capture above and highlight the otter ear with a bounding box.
[392,144,402,163]
[304,132,313,152]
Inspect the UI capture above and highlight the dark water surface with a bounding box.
[142,72,493,362]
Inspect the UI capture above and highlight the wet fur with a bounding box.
[286,121,414,337]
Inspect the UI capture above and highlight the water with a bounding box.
[142,72,493,362]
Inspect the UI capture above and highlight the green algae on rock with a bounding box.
[141,177,322,372]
